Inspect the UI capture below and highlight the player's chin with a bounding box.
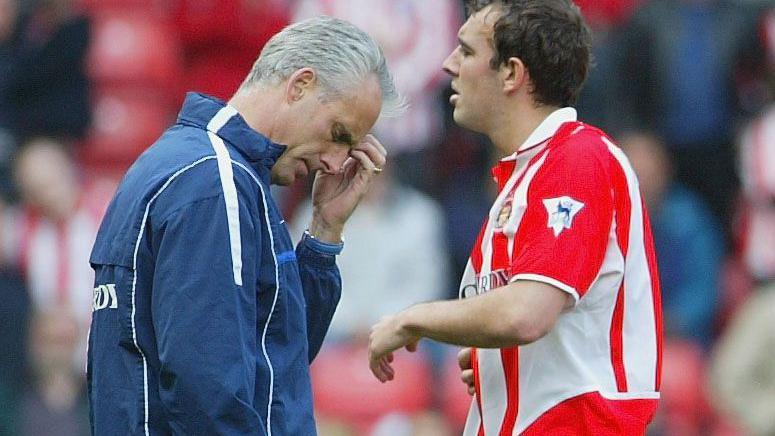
[453,109,486,134]
[453,108,473,129]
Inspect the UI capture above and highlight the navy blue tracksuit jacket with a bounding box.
[88,93,342,435]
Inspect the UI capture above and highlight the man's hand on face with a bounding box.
[308,134,387,243]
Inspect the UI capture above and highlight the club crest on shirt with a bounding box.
[542,196,584,237]
[495,198,513,229]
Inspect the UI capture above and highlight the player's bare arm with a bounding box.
[368,280,572,382]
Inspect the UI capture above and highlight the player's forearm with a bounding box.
[398,284,547,348]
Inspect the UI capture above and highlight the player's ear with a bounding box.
[501,57,527,95]
[286,68,317,103]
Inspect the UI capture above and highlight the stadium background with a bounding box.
[0,0,773,434]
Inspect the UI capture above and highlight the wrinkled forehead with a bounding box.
[333,77,382,141]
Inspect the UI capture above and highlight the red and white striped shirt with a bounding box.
[2,178,114,357]
[460,108,663,435]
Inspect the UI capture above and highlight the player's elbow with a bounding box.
[506,312,555,345]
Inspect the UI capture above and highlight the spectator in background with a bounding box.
[0,0,90,201]
[620,132,723,348]
[173,0,290,101]
[0,198,29,436]
[710,280,775,436]
[0,0,17,130]
[290,165,449,342]
[291,170,452,436]
[573,0,641,133]
[2,137,111,368]
[1,0,90,140]
[619,0,764,241]
[438,126,494,300]
[736,105,775,282]
[735,7,775,283]
[0,0,19,200]
[18,308,88,436]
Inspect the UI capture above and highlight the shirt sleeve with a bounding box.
[150,194,265,434]
[509,145,614,302]
[295,235,342,362]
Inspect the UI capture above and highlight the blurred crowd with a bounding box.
[0,0,772,435]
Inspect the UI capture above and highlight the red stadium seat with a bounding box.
[87,12,183,91]
[310,343,433,429]
[79,88,176,171]
[171,0,289,100]
[659,339,711,435]
[714,255,754,336]
[75,0,170,16]
[709,414,746,436]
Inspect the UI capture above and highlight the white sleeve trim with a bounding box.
[510,273,580,304]
[599,390,661,400]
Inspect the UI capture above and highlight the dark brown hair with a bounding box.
[465,0,592,107]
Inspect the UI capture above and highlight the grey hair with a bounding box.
[241,16,405,118]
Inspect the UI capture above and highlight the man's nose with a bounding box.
[442,51,458,76]
[320,147,350,174]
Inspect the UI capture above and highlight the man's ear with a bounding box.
[501,57,527,95]
[286,68,317,103]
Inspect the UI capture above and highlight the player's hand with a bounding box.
[458,347,476,395]
[309,134,386,243]
[368,313,420,383]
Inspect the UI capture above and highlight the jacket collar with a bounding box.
[176,92,287,171]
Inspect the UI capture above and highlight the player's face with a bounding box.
[271,76,382,186]
[443,5,503,134]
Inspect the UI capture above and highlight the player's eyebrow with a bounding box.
[331,121,355,147]
[458,37,475,53]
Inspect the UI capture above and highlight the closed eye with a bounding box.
[331,122,355,147]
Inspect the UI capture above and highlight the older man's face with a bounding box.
[271,76,383,186]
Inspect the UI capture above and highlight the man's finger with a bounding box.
[340,156,357,173]
[370,357,388,382]
[458,347,472,370]
[352,137,386,168]
[461,369,474,387]
[362,134,387,158]
[379,358,394,381]
[349,149,379,173]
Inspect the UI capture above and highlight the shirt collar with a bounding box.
[501,107,577,162]
[491,107,577,190]
[176,92,287,168]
